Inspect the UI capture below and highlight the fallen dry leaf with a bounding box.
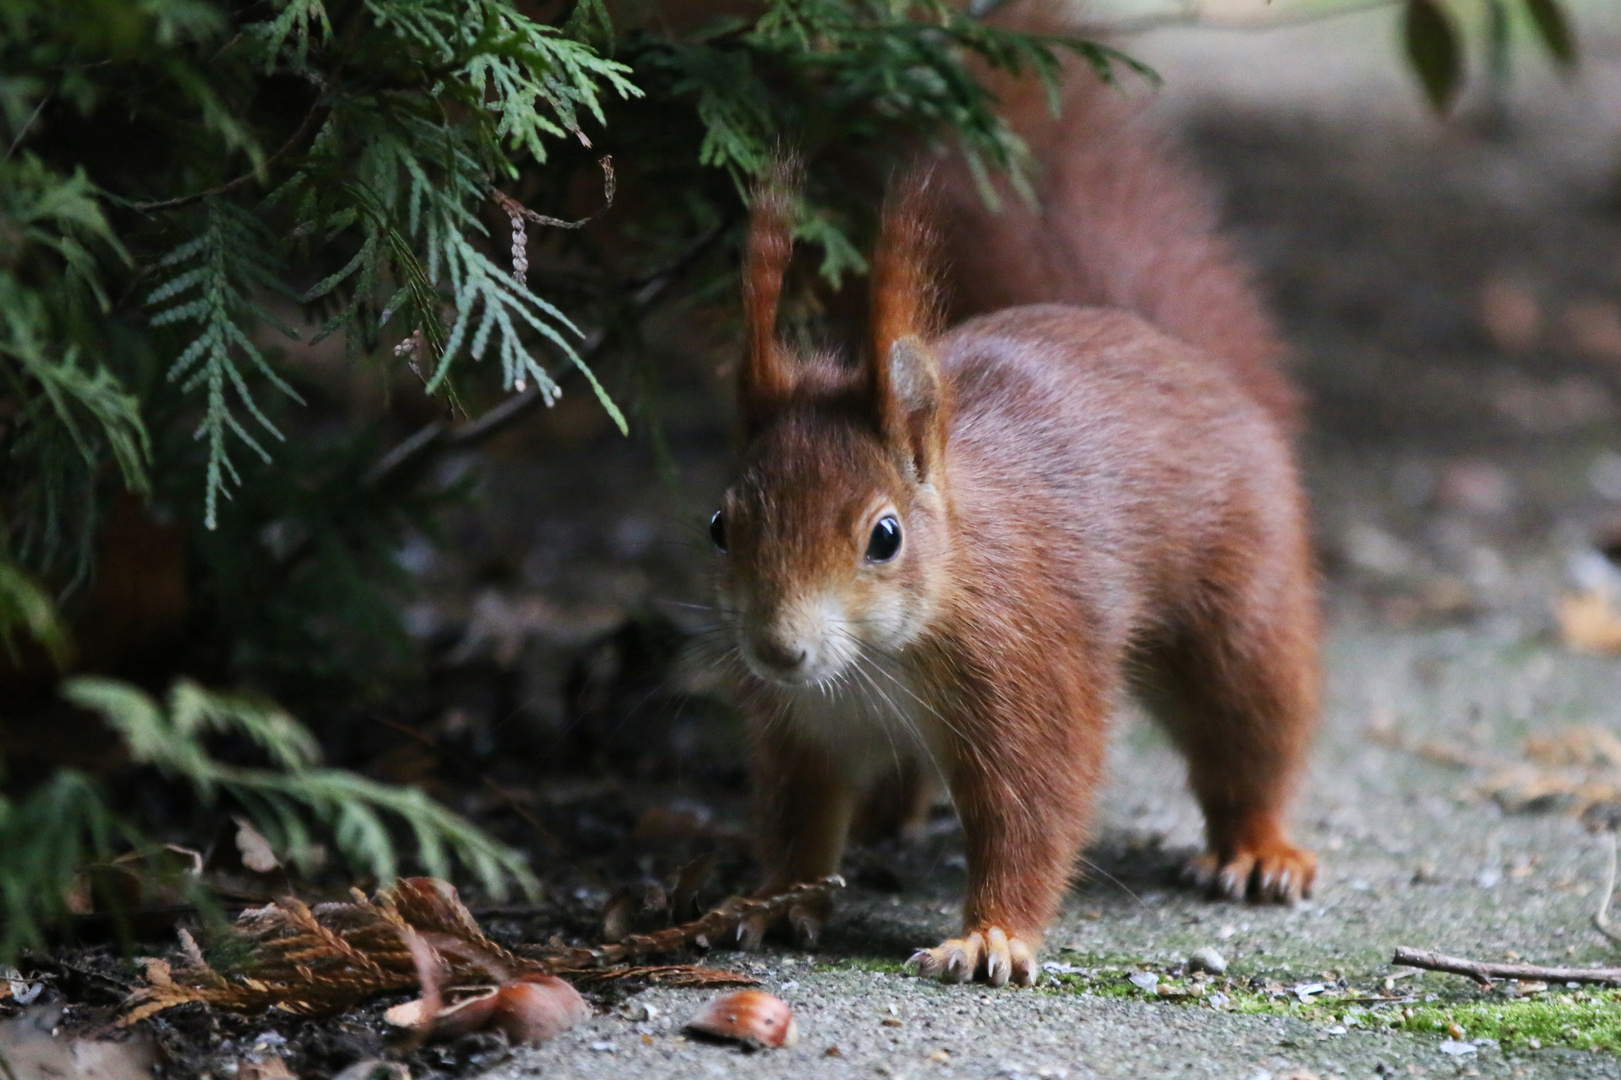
[1565,299,1621,362]
[1480,278,1541,353]
[238,1055,298,1079]
[1,1006,156,1080]
[1526,726,1621,768]
[1558,590,1621,654]
[68,845,203,915]
[1383,720,1621,822]
[231,816,281,874]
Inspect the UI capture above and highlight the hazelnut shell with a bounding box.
[685,990,799,1049]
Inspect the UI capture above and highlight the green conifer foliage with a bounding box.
[0,0,1136,938]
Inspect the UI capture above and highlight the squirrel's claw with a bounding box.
[787,901,823,948]
[734,909,770,950]
[907,927,1036,987]
[730,891,829,950]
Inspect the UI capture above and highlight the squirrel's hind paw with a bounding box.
[1184,840,1316,904]
[907,927,1037,987]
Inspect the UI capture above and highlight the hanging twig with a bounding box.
[354,219,727,493]
[366,716,562,852]
[5,88,52,161]
[493,157,617,287]
[1594,830,1621,945]
[1093,0,1402,35]
[1391,946,1621,986]
[128,101,329,213]
[490,157,617,233]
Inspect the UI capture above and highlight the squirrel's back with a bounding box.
[935,5,1298,431]
[938,304,1305,643]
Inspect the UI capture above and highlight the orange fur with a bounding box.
[738,157,799,436]
[935,4,1300,432]
[713,12,1318,988]
[870,171,942,369]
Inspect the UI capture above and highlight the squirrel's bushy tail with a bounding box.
[935,4,1299,430]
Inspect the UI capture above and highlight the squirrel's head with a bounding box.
[712,160,951,689]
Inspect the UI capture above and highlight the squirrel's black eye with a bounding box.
[865,516,902,562]
[710,510,727,553]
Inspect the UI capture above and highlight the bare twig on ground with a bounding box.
[532,877,846,970]
[1391,946,1621,986]
[568,965,757,987]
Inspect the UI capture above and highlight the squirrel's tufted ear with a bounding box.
[881,334,948,482]
[738,156,799,436]
[870,168,948,481]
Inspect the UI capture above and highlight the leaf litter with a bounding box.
[1373,716,1621,821]
[118,874,841,1043]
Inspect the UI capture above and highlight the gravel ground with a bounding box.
[481,618,1621,1080]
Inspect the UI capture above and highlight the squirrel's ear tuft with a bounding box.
[738,154,800,436]
[870,169,948,481]
[869,168,940,372]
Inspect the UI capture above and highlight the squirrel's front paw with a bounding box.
[729,890,830,951]
[1184,838,1316,904]
[906,927,1037,987]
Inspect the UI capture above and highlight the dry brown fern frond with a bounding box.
[119,878,536,1023]
[120,876,844,1023]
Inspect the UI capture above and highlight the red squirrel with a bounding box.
[709,34,1319,988]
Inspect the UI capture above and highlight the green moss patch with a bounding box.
[1396,992,1621,1053]
[1037,957,1621,1055]
[811,956,912,975]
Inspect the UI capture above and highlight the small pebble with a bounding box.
[1128,971,1159,992]
[1187,947,1228,975]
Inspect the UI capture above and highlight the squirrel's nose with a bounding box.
[754,638,808,673]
